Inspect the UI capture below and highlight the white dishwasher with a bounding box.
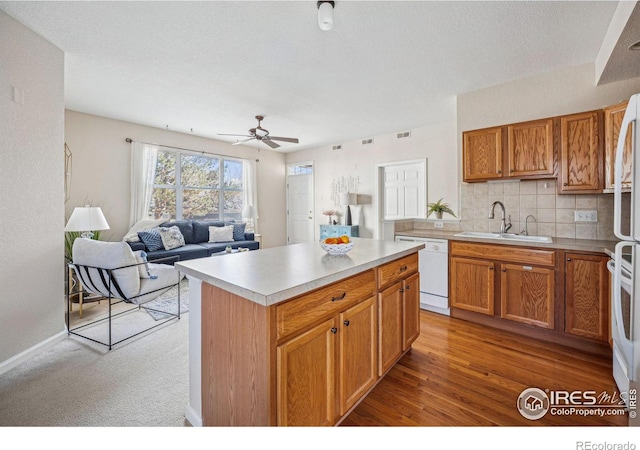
[395,236,450,315]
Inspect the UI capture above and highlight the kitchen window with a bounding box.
[149,149,244,221]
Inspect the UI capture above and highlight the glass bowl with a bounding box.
[319,240,354,255]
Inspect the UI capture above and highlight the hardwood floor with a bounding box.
[341,310,627,426]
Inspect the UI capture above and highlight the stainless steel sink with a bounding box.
[454,231,552,243]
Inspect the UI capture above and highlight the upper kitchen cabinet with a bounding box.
[604,101,633,191]
[463,119,555,183]
[558,110,603,194]
[506,118,555,178]
[462,126,503,181]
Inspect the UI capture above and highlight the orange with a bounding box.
[339,235,350,244]
[324,237,338,244]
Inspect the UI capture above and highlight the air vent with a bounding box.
[396,131,411,139]
[332,144,342,150]
[361,138,374,145]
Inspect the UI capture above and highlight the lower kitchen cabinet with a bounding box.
[378,282,403,375]
[564,252,610,341]
[339,296,377,415]
[450,256,495,315]
[277,295,379,425]
[277,317,337,426]
[449,240,612,355]
[500,263,555,329]
[275,253,420,426]
[377,253,420,376]
[450,242,556,329]
[402,272,421,350]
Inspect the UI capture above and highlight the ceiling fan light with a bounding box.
[317,1,334,31]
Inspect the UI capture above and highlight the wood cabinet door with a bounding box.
[402,272,420,350]
[378,282,403,376]
[277,318,336,426]
[559,111,602,192]
[604,101,633,190]
[462,127,504,181]
[507,118,554,177]
[500,264,555,329]
[565,253,610,341]
[450,256,495,315]
[338,296,377,416]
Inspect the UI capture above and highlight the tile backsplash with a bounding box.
[457,179,629,241]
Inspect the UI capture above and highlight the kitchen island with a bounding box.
[175,238,424,426]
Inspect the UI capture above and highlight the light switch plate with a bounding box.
[434,221,444,228]
[574,210,598,222]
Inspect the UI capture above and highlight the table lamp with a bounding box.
[65,205,110,239]
[242,204,258,233]
[339,192,357,226]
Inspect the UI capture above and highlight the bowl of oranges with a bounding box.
[320,235,354,255]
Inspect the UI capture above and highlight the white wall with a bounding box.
[458,62,640,134]
[0,12,65,366]
[286,100,458,239]
[64,111,287,249]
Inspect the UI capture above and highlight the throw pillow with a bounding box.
[209,225,234,243]
[138,228,164,252]
[158,226,186,250]
[123,218,166,243]
[133,250,156,279]
[232,222,246,241]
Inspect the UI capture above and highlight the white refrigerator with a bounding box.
[610,93,640,407]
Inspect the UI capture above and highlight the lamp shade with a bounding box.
[64,206,110,232]
[339,192,357,206]
[242,205,258,219]
[317,1,334,31]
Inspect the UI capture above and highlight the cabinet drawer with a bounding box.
[451,241,555,267]
[377,253,418,289]
[277,269,376,340]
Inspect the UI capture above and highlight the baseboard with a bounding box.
[0,330,67,376]
[185,404,203,427]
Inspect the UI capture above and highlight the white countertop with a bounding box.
[175,238,424,306]
[394,229,618,254]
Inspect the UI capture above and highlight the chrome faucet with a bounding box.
[488,201,512,234]
[521,214,536,236]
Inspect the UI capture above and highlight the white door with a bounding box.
[383,161,426,220]
[287,165,314,245]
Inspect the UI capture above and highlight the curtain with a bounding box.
[129,140,159,227]
[242,159,258,231]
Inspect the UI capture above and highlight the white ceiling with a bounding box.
[1,1,635,152]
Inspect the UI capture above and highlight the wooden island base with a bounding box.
[199,252,420,426]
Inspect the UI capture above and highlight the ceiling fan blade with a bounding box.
[262,139,280,149]
[232,137,256,145]
[218,133,252,137]
[268,136,299,144]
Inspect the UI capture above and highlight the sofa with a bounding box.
[127,219,259,263]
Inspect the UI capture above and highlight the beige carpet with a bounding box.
[0,296,189,427]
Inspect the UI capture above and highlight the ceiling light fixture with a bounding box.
[317,1,335,31]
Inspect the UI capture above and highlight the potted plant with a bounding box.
[427,198,456,220]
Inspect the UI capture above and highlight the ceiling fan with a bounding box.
[219,115,299,149]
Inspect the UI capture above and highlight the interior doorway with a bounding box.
[286,162,314,245]
[375,159,427,238]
